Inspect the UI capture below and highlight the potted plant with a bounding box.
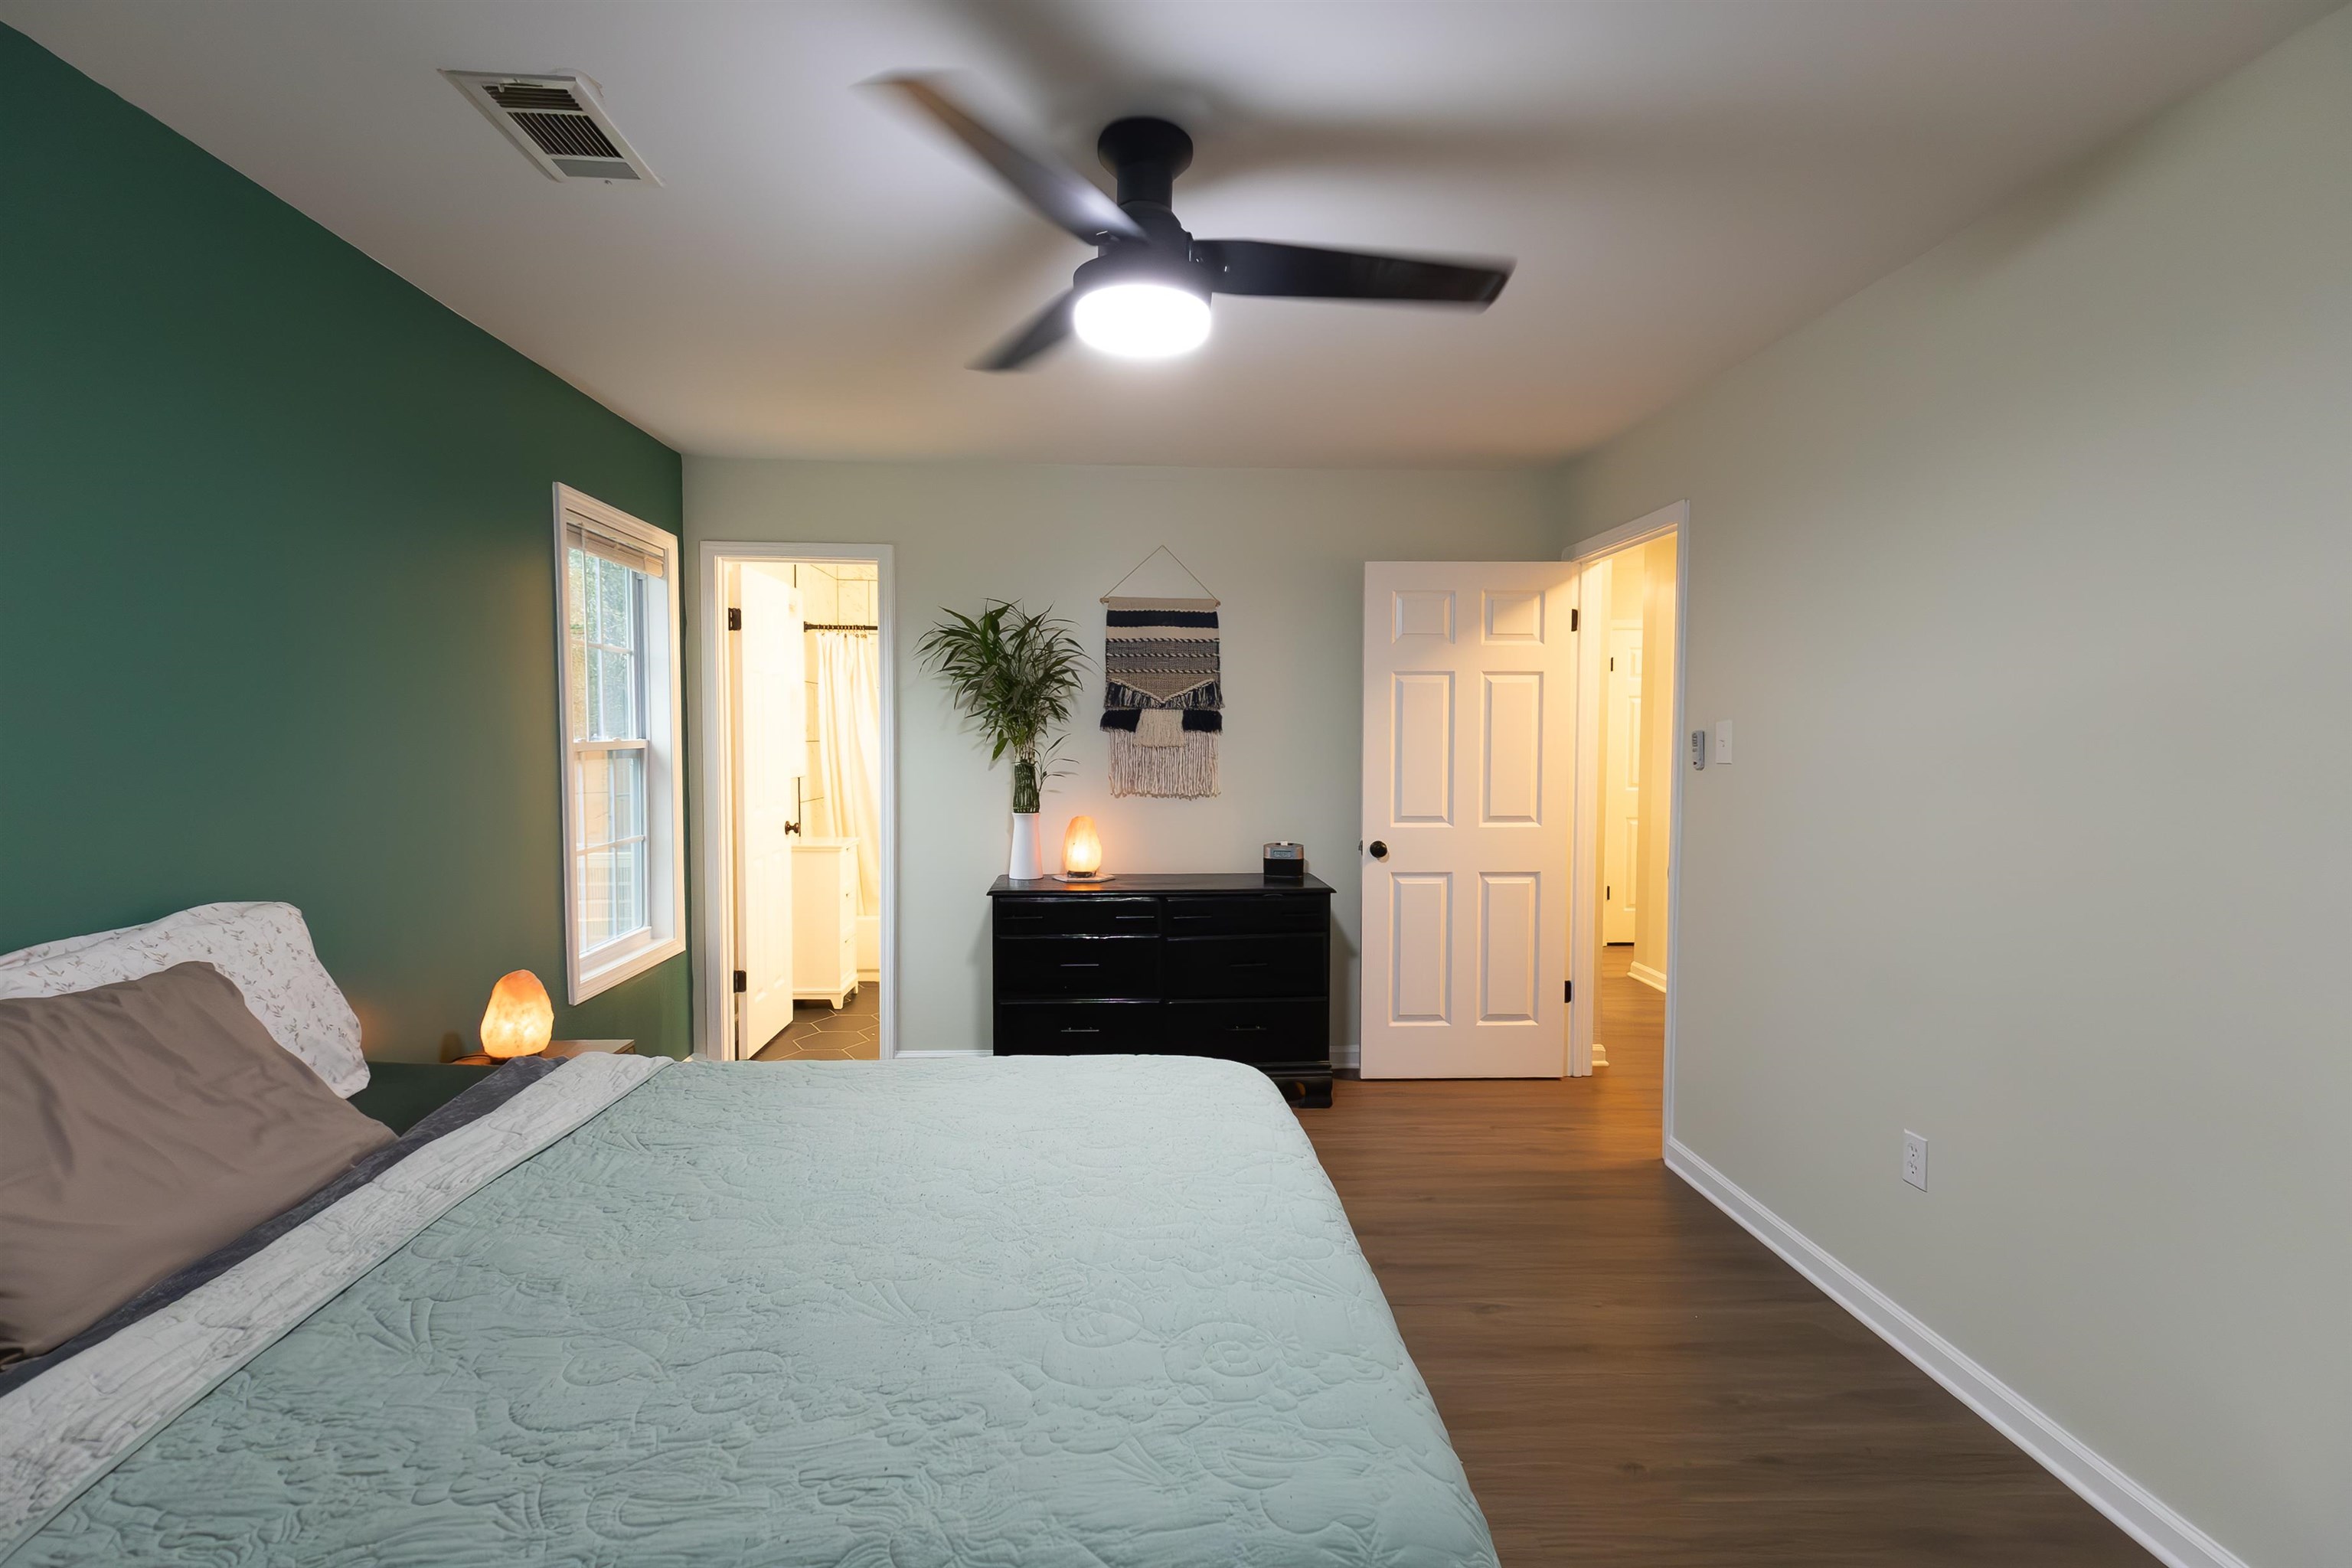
[918,600,1088,880]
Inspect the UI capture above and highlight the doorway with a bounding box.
[696,544,896,1061]
[1567,505,1683,1080]
[1356,522,1683,1083]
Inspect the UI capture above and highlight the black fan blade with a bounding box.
[975,291,1076,371]
[1192,240,1511,305]
[875,75,1144,246]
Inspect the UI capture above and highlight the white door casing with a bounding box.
[697,543,899,1063]
[1361,562,1579,1078]
[734,567,804,1054]
[1603,625,1643,944]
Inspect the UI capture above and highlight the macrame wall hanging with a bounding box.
[1099,547,1221,799]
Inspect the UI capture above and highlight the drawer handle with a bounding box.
[1059,962,1101,969]
[1228,1024,1267,1033]
[1060,1027,1101,1035]
[1232,961,1268,969]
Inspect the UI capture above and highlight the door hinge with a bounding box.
[1570,607,1579,632]
[1606,884,1612,900]
[727,607,742,631]
[731,969,746,993]
[1564,979,1573,1004]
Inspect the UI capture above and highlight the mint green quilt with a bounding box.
[11,1057,1495,1566]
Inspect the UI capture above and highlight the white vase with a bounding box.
[1008,812,1043,880]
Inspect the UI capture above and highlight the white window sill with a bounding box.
[570,931,684,1004]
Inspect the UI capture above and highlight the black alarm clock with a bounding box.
[1263,842,1307,881]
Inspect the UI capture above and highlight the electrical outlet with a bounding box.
[1902,1131,1929,1191]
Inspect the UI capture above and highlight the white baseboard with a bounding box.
[1332,1040,1361,1071]
[1628,962,1668,992]
[1664,1138,2246,1568]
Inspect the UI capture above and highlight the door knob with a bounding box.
[1369,840,1389,861]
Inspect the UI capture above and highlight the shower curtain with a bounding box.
[813,629,882,916]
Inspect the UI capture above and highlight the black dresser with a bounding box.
[988,872,1334,1106]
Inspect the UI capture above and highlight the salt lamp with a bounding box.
[1062,815,1104,879]
[479,969,554,1059]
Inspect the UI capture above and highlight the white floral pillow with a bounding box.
[0,903,368,1096]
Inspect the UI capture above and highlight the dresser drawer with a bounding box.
[1165,998,1328,1065]
[1164,934,1324,998]
[996,936,1159,998]
[994,898,1161,937]
[996,1001,1164,1054]
[1163,895,1325,936]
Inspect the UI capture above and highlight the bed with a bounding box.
[0,916,1496,1566]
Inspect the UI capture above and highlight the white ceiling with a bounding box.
[5,0,2331,466]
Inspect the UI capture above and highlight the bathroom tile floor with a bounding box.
[751,985,880,1060]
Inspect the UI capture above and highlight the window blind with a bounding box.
[564,511,667,579]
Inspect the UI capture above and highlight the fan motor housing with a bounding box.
[1097,117,1194,211]
[1089,117,1210,288]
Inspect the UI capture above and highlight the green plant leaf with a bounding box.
[918,599,1091,805]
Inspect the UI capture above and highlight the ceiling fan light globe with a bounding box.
[1073,283,1210,359]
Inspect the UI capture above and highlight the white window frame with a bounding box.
[552,483,686,1004]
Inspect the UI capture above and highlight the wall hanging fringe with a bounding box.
[1109,728,1219,798]
[1099,550,1221,798]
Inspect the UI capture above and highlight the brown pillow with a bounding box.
[0,962,394,1364]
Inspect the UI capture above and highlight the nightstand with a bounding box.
[447,1038,636,1067]
[355,1041,638,1136]
[351,1061,494,1135]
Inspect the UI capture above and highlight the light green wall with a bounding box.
[0,23,689,1061]
[687,459,1554,1057]
[1552,11,2350,1561]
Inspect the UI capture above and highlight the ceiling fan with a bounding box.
[875,76,1514,371]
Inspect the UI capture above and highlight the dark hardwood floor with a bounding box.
[1302,949,2149,1566]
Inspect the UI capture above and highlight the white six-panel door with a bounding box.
[1361,562,1579,1078]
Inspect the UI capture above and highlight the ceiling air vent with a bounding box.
[443,70,658,185]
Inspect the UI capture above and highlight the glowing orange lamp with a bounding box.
[480,969,554,1060]
[1062,815,1104,880]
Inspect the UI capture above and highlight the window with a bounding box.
[553,485,684,1002]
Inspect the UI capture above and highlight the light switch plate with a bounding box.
[1713,720,1736,765]
[1903,1131,1929,1191]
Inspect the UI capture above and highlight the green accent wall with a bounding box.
[0,24,689,1061]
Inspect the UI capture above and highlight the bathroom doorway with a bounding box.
[696,544,895,1060]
